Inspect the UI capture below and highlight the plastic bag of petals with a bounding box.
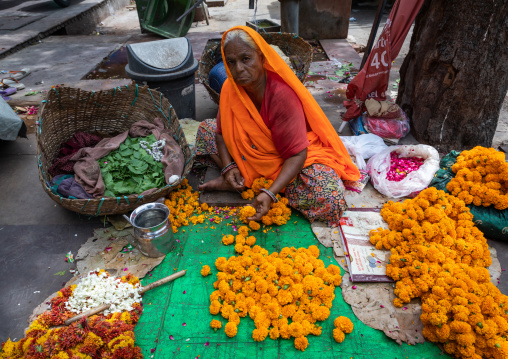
[367,145,440,198]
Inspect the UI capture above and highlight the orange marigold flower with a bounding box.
[225,322,238,338]
[249,221,261,231]
[334,316,354,334]
[201,265,211,277]
[333,328,345,343]
[294,336,308,351]
[210,319,222,331]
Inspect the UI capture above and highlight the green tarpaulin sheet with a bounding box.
[135,212,448,358]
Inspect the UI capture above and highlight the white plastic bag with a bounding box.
[340,134,388,170]
[366,145,440,198]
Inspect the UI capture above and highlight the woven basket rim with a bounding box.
[36,85,195,215]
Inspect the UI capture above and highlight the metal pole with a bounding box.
[176,0,205,22]
[280,0,299,35]
[360,0,388,70]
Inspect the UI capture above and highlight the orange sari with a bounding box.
[219,26,360,187]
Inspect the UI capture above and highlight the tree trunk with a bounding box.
[397,0,508,153]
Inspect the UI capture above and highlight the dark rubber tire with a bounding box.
[54,0,71,7]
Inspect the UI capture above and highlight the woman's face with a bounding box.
[224,38,265,88]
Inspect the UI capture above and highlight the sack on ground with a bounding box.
[340,133,388,170]
[367,145,440,198]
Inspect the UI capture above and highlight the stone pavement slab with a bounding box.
[0,34,131,100]
[0,0,129,58]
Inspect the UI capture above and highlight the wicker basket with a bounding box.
[198,32,313,105]
[36,85,195,216]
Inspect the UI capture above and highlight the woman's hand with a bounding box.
[224,167,246,191]
[248,192,272,221]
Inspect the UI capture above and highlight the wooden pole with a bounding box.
[360,0,388,70]
[63,270,187,326]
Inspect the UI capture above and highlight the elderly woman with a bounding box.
[196,26,359,227]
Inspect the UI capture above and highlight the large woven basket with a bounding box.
[198,32,313,105]
[36,85,195,216]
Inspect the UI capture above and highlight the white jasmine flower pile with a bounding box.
[65,270,142,315]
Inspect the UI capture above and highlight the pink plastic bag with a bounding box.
[363,111,410,139]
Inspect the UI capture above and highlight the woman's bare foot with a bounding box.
[198,176,237,192]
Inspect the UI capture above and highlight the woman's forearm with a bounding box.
[216,133,233,169]
[269,148,307,195]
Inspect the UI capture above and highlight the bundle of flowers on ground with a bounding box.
[238,200,291,229]
[446,146,508,210]
[0,270,143,359]
[164,179,238,233]
[206,244,346,351]
[369,187,508,359]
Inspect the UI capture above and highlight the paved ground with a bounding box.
[0,0,507,343]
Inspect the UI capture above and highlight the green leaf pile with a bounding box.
[99,134,165,197]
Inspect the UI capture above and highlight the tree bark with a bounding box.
[397,0,508,153]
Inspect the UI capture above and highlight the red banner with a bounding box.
[343,0,425,121]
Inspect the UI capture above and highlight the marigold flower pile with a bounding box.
[446,146,508,210]
[386,151,424,182]
[238,200,291,229]
[207,244,344,351]
[0,271,143,359]
[369,187,508,359]
[164,179,237,233]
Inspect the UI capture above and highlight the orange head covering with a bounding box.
[219,26,360,187]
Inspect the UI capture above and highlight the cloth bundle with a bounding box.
[71,118,185,198]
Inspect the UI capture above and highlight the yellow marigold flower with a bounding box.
[333,328,345,343]
[201,265,211,276]
[261,215,273,225]
[229,312,241,326]
[241,189,255,200]
[252,327,269,342]
[209,300,221,315]
[289,322,304,338]
[307,245,320,258]
[269,327,280,340]
[236,225,249,237]
[239,206,257,222]
[225,322,238,337]
[334,316,354,334]
[246,235,256,246]
[210,319,222,331]
[222,234,234,245]
[249,221,261,231]
[294,336,308,351]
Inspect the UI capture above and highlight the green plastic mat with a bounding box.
[430,151,508,241]
[135,212,449,358]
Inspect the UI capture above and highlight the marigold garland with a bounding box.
[446,146,508,210]
[207,242,345,351]
[369,187,508,359]
[0,271,143,359]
